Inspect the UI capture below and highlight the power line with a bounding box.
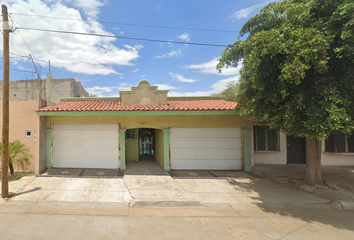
[11,12,238,33]
[15,27,229,47]
[9,15,47,75]
[0,67,36,73]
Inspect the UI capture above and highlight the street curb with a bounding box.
[331,200,354,210]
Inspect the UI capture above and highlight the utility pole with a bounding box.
[2,4,10,199]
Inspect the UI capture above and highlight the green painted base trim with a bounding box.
[120,129,127,170]
[162,129,171,171]
[37,110,238,116]
[244,166,252,172]
[46,129,52,168]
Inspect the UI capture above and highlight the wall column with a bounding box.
[243,129,252,172]
[120,129,127,170]
[162,129,171,171]
[46,129,52,168]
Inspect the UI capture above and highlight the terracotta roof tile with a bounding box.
[37,99,237,112]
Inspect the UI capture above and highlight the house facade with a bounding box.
[0,78,88,174]
[37,80,253,172]
[32,80,354,173]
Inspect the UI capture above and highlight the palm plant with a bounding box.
[0,140,32,175]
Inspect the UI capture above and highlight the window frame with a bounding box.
[126,129,136,141]
[325,132,354,153]
[253,124,280,152]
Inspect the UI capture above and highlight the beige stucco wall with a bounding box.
[0,100,39,172]
[120,82,168,105]
[47,115,250,129]
[321,141,354,166]
[126,129,139,161]
[254,132,287,165]
[155,129,164,167]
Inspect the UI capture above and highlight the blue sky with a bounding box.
[1,0,275,97]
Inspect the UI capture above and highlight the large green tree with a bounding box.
[217,0,354,185]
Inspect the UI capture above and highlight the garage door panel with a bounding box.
[171,159,241,170]
[170,128,242,170]
[54,139,118,149]
[54,124,118,131]
[54,130,118,140]
[53,124,119,169]
[53,158,118,169]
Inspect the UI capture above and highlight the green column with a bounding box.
[120,129,127,170]
[162,129,171,171]
[46,129,52,168]
[243,129,252,172]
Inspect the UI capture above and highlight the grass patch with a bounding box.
[0,171,34,181]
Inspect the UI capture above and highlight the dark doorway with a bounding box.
[287,135,306,164]
[139,128,155,161]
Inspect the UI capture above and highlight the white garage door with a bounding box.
[170,128,241,170]
[52,124,119,168]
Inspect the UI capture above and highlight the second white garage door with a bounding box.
[170,128,242,170]
[52,124,119,169]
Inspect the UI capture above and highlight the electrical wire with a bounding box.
[0,67,36,73]
[15,27,229,47]
[9,15,47,76]
[11,12,238,33]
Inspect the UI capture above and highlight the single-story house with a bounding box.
[34,80,353,173]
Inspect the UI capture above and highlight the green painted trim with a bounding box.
[36,110,238,116]
[46,129,52,168]
[60,97,120,102]
[162,129,171,171]
[243,129,252,172]
[120,129,127,170]
[120,80,169,94]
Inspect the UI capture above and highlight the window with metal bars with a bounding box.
[254,125,280,151]
[325,132,354,153]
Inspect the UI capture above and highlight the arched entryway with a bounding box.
[139,128,155,161]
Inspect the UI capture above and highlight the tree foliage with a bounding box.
[217,0,354,139]
[215,82,239,102]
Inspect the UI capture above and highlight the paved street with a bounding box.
[1,169,354,240]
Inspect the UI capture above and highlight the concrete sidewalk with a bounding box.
[252,164,354,209]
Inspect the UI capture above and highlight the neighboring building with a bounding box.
[37,80,251,171]
[0,78,88,103]
[0,78,88,174]
[253,125,354,166]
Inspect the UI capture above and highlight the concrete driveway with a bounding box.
[1,171,354,239]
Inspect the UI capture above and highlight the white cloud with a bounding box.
[72,0,104,19]
[185,58,242,76]
[169,73,198,83]
[231,4,263,19]
[85,83,131,97]
[177,33,191,42]
[132,69,139,73]
[2,0,143,75]
[155,84,177,90]
[156,49,182,58]
[168,76,240,96]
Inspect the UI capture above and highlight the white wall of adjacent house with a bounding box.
[170,128,242,170]
[321,141,354,166]
[254,132,354,166]
[52,124,119,168]
[254,133,287,165]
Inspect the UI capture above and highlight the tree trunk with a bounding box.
[9,162,14,175]
[305,138,322,185]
